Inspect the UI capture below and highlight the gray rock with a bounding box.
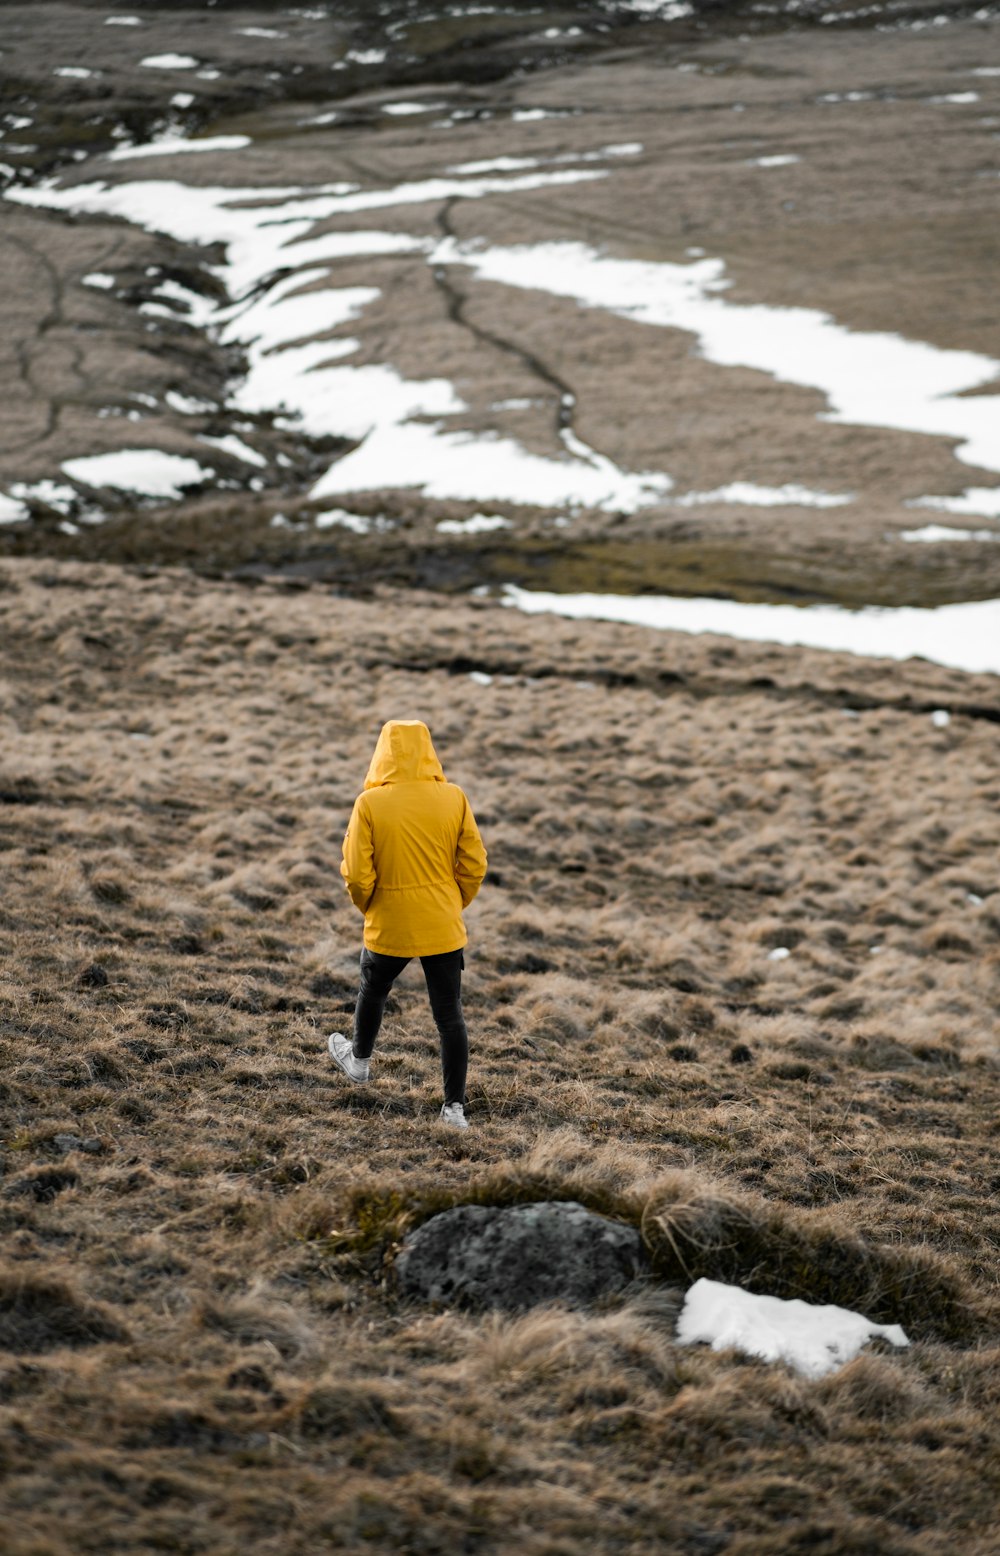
[395,1200,646,1311]
[53,1134,103,1155]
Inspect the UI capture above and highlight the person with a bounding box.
[328,719,487,1129]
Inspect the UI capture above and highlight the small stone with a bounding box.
[53,1134,103,1155]
[396,1200,646,1311]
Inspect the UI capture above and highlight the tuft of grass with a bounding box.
[0,1271,128,1353]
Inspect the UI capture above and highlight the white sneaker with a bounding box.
[327,1032,369,1084]
[440,1102,468,1130]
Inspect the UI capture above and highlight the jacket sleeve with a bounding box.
[340,795,376,914]
[455,795,488,909]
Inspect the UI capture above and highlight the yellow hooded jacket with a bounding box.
[340,721,487,957]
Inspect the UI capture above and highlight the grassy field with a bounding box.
[1,558,998,1554]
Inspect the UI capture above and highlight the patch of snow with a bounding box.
[673,482,852,509]
[0,492,29,524]
[501,585,1000,676]
[677,1278,908,1379]
[9,479,79,513]
[967,892,983,905]
[469,670,494,686]
[82,272,116,290]
[620,0,694,16]
[108,134,251,162]
[908,487,1000,519]
[346,49,387,65]
[170,93,195,109]
[237,27,286,39]
[930,709,951,728]
[436,513,512,534]
[105,15,142,24]
[511,108,574,122]
[749,153,801,167]
[432,238,1000,476]
[140,277,216,325]
[382,102,445,116]
[314,419,669,512]
[767,946,791,961]
[929,92,980,103]
[972,66,1000,75]
[449,155,547,175]
[450,144,642,176]
[140,54,199,70]
[165,390,215,415]
[197,69,221,81]
[54,67,94,79]
[62,449,214,498]
[199,433,267,468]
[900,524,1000,543]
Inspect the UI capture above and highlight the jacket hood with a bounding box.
[364,720,446,789]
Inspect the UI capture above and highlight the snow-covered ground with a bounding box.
[3,109,999,674]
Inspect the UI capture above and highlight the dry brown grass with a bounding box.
[1,558,998,1554]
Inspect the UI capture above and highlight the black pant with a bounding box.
[352,946,468,1106]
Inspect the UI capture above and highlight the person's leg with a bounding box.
[353,947,408,1060]
[420,949,468,1107]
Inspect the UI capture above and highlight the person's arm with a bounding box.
[340,795,376,913]
[455,795,487,908]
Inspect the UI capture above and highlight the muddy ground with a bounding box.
[1,2,999,605]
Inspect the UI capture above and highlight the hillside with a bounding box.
[1,557,998,1554]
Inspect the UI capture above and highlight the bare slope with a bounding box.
[0,559,998,1553]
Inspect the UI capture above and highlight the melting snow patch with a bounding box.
[749,154,801,167]
[62,449,214,497]
[108,134,252,161]
[166,390,215,415]
[431,237,1000,476]
[140,54,199,70]
[313,420,670,512]
[170,93,194,109]
[676,1278,910,1379]
[437,513,512,534]
[511,108,571,122]
[0,493,29,524]
[9,479,78,513]
[900,524,1000,543]
[929,92,980,104]
[673,482,852,509]
[199,434,267,468]
[383,102,445,115]
[620,0,695,16]
[105,15,142,24]
[54,67,94,79]
[500,585,1000,675]
[82,272,116,290]
[908,487,1000,519]
[469,670,494,686]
